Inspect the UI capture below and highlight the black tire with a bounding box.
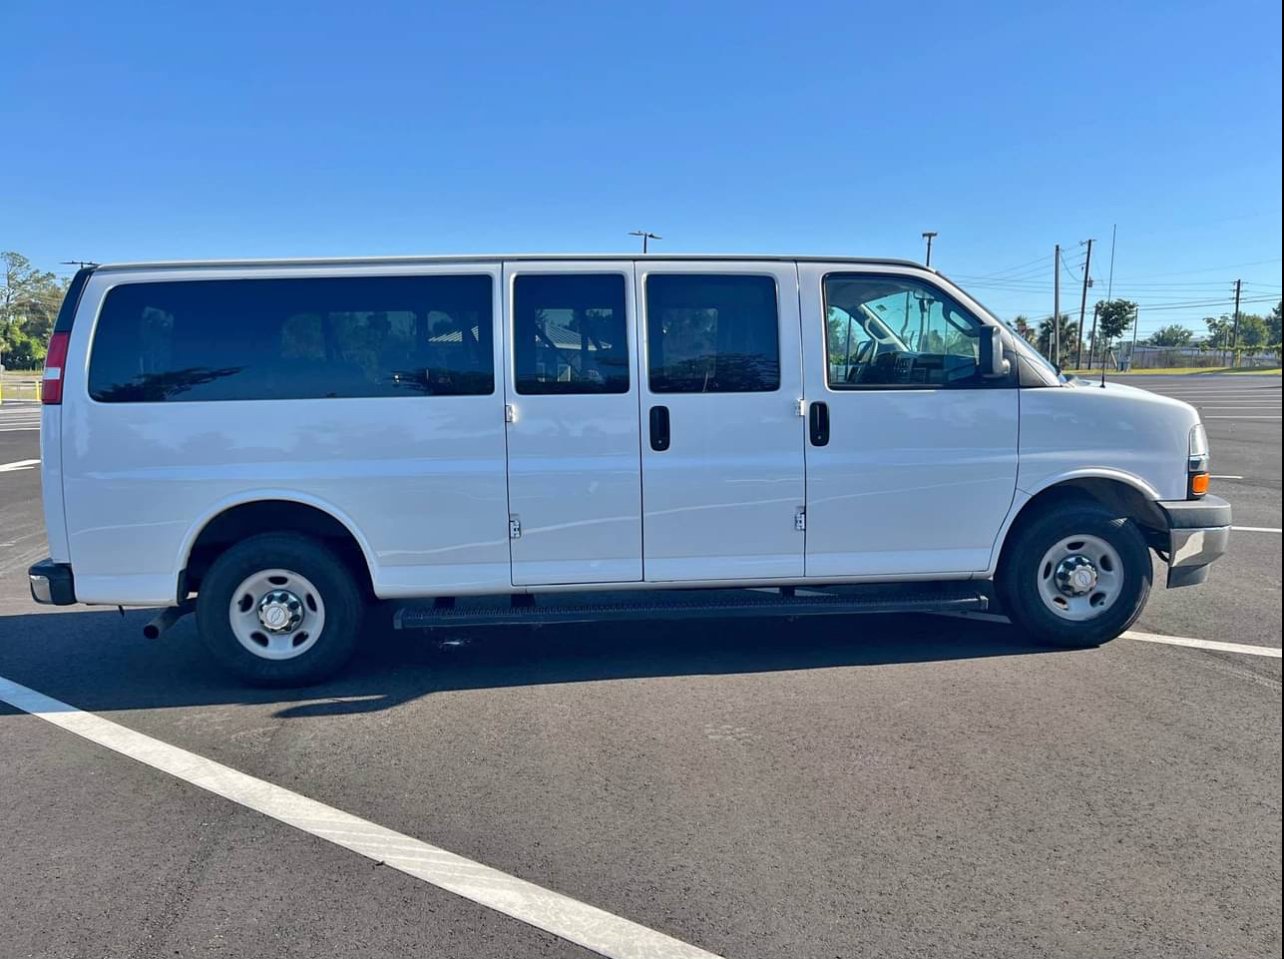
[196,533,364,686]
[998,501,1152,649]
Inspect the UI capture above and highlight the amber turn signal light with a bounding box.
[1189,473,1210,497]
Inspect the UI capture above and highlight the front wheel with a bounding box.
[196,533,364,686]
[999,503,1152,649]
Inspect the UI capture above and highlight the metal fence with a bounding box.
[1115,345,1281,371]
[0,376,40,402]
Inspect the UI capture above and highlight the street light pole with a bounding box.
[921,231,937,267]
[628,230,662,254]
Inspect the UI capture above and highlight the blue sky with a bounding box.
[4,0,1280,333]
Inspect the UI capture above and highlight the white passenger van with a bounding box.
[30,255,1231,685]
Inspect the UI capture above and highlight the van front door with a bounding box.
[502,262,643,585]
[798,264,1019,577]
[637,262,807,581]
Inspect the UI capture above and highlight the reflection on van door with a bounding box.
[637,263,807,581]
[502,262,643,585]
[798,264,1019,576]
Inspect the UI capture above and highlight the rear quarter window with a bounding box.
[88,275,495,402]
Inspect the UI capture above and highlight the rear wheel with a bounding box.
[999,502,1152,648]
[196,533,364,686]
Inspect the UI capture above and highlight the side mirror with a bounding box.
[980,326,1011,378]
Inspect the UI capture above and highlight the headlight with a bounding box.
[1188,423,1210,497]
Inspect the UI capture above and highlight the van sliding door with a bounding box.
[501,261,643,585]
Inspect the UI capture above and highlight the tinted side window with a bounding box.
[646,274,779,393]
[513,274,629,395]
[824,274,985,389]
[88,275,494,402]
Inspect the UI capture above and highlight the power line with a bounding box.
[964,252,1056,280]
[1112,257,1282,279]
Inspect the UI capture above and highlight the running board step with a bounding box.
[394,584,988,630]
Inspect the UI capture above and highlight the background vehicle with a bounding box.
[28,255,1231,684]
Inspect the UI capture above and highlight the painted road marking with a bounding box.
[0,674,721,959]
[1233,526,1282,533]
[1204,415,1281,419]
[0,459,40,473]
[1123,631,1282,658]
[1210,474,1245,480]
[936,614,1282,657]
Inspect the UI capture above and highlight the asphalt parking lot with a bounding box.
[1,374,1280,959]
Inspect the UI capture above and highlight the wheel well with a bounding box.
[183,501,374,599]
[1001,479,1168,569]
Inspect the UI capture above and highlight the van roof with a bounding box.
[91,253,929,273]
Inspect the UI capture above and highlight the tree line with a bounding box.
[1,251,72,370]
[1010,298,1282,365]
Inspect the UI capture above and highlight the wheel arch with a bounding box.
[991,470,1168,576]
[178,492,377,601]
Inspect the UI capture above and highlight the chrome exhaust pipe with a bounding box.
[143,601,194,640]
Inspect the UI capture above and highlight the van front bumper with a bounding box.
[1157,495,1232,588]
[29,559,76,606]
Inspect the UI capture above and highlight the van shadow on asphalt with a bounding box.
[0,605,1063,719]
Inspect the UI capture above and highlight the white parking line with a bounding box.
[0,674,721,959]
[936,613,1283,657]
[0,459,40,473]
[1210,474,1245,480]
[1122,631,1282,658]
[1232,526,1282,533]
[1204,415,1281,419]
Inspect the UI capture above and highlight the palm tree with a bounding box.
[1011,315,1035,344]
[1036,314,1078,365]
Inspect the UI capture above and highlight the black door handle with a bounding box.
[809,401,830,446]
[649,405,671,452]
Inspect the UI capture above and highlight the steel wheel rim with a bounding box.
[228,568,326,660]
[1036,534,1124,622]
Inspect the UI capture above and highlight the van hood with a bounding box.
[1065,376,1200,417]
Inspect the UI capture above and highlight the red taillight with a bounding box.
[42,332,71,405]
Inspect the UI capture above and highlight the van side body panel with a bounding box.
[1017,383,1195,503]
[60,266,512,605]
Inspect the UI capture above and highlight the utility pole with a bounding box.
[1105,224,1117,300]
[1087,301,1101,370]
[1053,244,1061,366]
[1075,238,1095,369]
[628,230,661,254]
[1231,278,1243,368]
[1130,305,1140,369]
[921,231,938,267]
